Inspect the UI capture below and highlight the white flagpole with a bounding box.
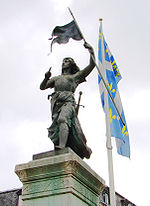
[100,19,116,206]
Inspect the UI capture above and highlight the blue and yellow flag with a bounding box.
[98,25,130,158]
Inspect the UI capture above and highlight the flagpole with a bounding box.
[68,7,86,42]
[100,19,116,206]
[68,7,125,127]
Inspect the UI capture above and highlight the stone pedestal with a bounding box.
[15,148,105,206]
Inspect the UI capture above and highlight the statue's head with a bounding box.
[62,57,80,75]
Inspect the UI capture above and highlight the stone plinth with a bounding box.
[15,148,105,206]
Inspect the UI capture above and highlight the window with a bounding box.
[105,193,109,204]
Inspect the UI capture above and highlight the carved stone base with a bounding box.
[15,148,105,206]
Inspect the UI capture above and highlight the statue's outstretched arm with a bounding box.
[40,68,54,90]
[78,42,95,78]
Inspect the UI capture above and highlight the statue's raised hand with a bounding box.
[84,42,94,56]
[45,67,52,79]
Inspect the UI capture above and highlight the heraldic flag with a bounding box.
[98,25,130,158]
[49,20,83,51]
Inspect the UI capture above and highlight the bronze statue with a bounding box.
[40,42,95,159]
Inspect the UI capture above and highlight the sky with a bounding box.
[0,0,150,205]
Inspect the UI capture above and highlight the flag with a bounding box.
[98,24,130,158]
[49,20,83,51]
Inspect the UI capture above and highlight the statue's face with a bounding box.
[62,58,74,74]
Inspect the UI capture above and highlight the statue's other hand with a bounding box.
[45,67,52,79]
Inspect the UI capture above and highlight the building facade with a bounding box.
[0,189,21,206]
[99,186,136,206]
[0,186,136,206]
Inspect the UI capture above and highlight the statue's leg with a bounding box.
[58,122,69,148]
[56,103,72,149]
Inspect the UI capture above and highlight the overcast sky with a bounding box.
[0,0,150,205]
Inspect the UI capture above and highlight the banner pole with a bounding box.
[68,7,125,126]
[68,7,86,42]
